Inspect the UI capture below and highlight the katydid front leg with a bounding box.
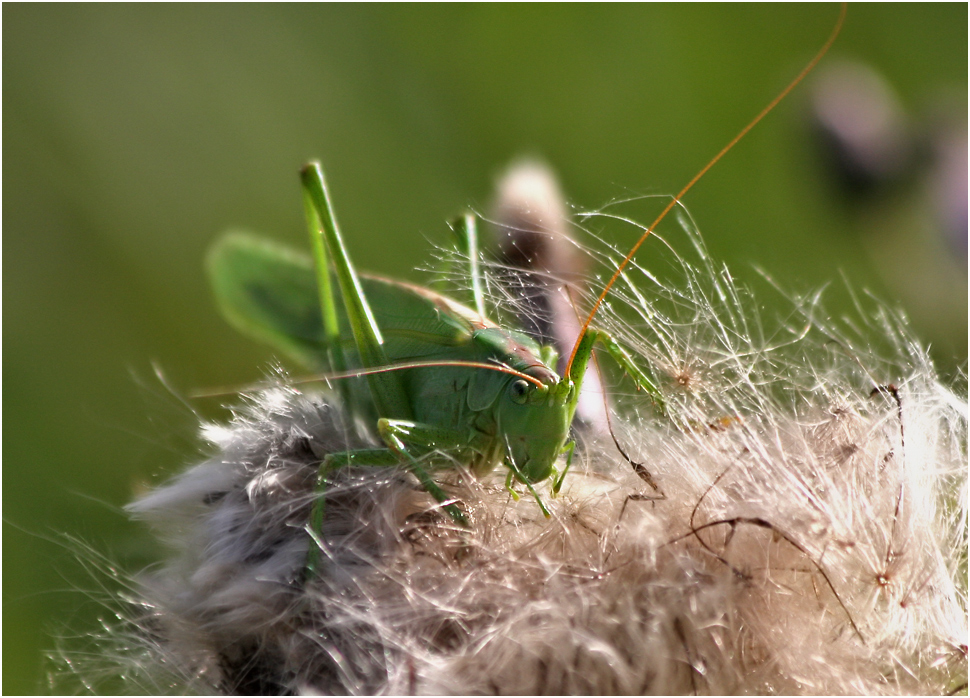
[568,327,667,417]
[552,441,576,495]
[566,326,667,494]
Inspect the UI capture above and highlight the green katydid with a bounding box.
[210,166,646,538]
[207,5,845,575]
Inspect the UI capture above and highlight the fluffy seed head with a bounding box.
[50,213,967,693]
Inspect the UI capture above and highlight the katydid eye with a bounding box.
[509,379,530,404]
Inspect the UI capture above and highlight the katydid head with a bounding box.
[467,329,575,483]
[496,366,573,484]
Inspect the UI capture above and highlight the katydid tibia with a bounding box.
[207,5,845,576]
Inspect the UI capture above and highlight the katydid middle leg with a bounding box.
[305,419,488,575]
[447,213,487,318]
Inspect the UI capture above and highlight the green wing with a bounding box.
[207,232,328,368]
[207,232,488,370]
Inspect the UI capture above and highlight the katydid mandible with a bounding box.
[207,6,845,575]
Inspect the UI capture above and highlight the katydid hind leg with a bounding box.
[301,177,354,416]
[300,162,413,422]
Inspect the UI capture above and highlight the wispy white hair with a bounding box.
[50,165,967,695]
[56,310,966,695]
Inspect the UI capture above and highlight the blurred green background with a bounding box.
[4,5,966,693]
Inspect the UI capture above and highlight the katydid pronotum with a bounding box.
[207,5,845,576]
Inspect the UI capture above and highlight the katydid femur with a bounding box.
[207,6,845,575]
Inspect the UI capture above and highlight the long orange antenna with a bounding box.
[192,359,545,398]
[565,3,847,377]
[290,360,546,388]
